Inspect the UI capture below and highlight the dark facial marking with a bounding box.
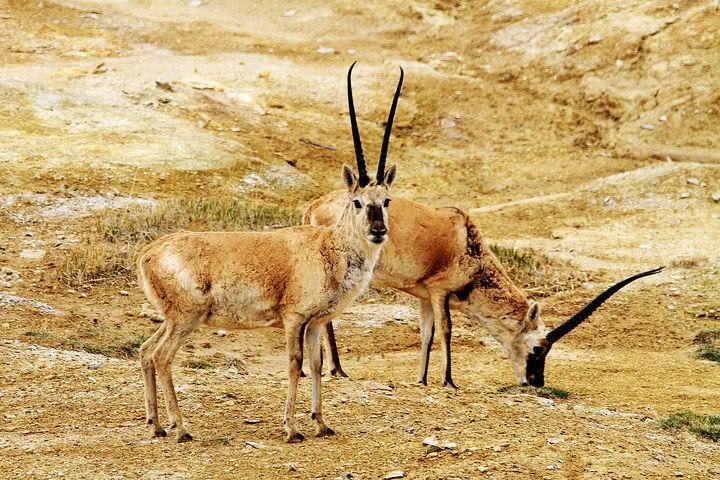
[367,204,387,239]
[353,199,362,209]
[526,340,551,387]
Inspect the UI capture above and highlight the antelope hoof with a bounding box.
[443,378,459,390]
[418,379,428,386]
[286,431,305,443]
[316,425,336,437]
[147,419,167,438]
[299,370,307,378]
[176,430,193,443]
[330,367,349,378]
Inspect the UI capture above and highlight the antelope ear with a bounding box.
[383,164,397,187]
[342,164,358,192]
[527,301,540,328]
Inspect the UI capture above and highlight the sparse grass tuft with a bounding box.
[498,385,570,399]
[694,329,720,364]
[489,244,589,296]
[58,198,302,286]
[23,330,50,339]
[660,412,720,442]
[182,358,216,370]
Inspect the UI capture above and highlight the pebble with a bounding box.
[244,440,265,449]
[19,249,46,260]
[282,10,297,17]
[679,192,690,199]
[215,330,228,337]
[659,115,668,122]
[478,466,490,473]
[119,290,129,296]
[547,463,561,470]
[1,323,9,328]
[384,471,404,480]
[257,70,271,79]
[686,177,700,185]
[587,34,603,44]
[317,47,335,54]
[440,118,456,129]
[640,124,655,130]
[546,438,563,445]
[711,192,720,203]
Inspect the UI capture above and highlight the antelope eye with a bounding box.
[353,200,362,209]
[383,198,391,208]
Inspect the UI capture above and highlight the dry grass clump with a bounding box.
[58,198,302,286]
[489,244,589,296]
[498,385,570,399]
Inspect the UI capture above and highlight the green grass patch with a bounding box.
[660,412,720,442]
[694,329,720,364]
[498,385,570,399]
[58,198,302,286]
[22,330,51,340]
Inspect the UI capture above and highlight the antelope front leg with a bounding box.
[432,294,457,389]
[417,299,435,385]
[139,323,167,438]
[284,318,306,443]
[308,325,335,437]
[323,321,349,378]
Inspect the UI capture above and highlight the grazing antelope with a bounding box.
[305,195,663,388]
[136,62,403,443]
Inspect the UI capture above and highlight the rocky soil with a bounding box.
[1,1,719,478]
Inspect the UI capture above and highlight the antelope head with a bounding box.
[512,267,664,387]
[341,62,402,245]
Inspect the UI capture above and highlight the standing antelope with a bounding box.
[305,195,663,388]
[136,62,403,443]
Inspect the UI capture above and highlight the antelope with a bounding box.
[305,195,663,388]
[136,62,403,443]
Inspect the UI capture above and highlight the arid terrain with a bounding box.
[1,0,719,478]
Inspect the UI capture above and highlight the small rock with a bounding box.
[640,124,655,130]
[1,267,22,288]
[674,472,684,478]
[287,464,298,472]
[440,118,456,129]
[19,249,46,260]
[119,290,129,296]
[215,330,228,337]
[711,192,720,203]
[156,81,174,92]
[244,419,261,424]
[546,438,563,445]
[257,70,271,79]
[493,446,503,453]
[547,463,561,470]
[581,282,594,290]
[587,34,603,44]
[680,192,690,199]
[659,115,668,122]
[424,436,442,453]
[317,46,335,54]
[244,440,265,449]
[1,323,9,328]
[686,178,700,186]
[282,9,297,17]
[478,466,490,473]
[189,0,203,6]
[384,471,404,480]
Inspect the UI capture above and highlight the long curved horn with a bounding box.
[377,67,404,184]
[347,62,370,187]
[546,266,664,344]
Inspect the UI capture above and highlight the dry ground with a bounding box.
[1,1,719,478]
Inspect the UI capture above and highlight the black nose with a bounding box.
[370,226,387,236]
